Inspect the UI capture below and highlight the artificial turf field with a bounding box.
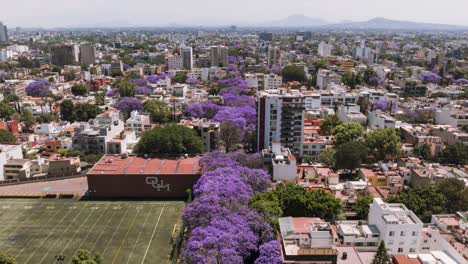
[0,199,185,264]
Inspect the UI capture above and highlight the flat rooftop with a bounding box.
[88,155,201,175]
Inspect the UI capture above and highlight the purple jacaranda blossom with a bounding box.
[147,73,169,84]
[130,78,147,86]
[390,66,400,72]
[368,76,384,86]
[421,72,442,84]
[228,56,239,64]
[185,101,223,120]
[223,93,255,108]
[199,151,241,172]
[135,86,153,95]
[123,64,131,71]
[229,152,264,169]
[255,240,282,264]
[269,66,281,74]
[403,108,435,124]
[186,77,200,85]
[26,80,50,97]
[374,98,389,111]
[105,88,119,97]
[238,167,271,193]
[213,106,256,130]
[181,219,257,264]
[455,78,468,84]
[218,77,249,95]
[113,97,143,116]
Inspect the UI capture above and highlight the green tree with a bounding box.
[74,104,102,122]
[143,100,171,123]
[437,178,468,213]
[94,92,105,106]
[354,195,373,219]
[387,186,446,222]
[71,84,88,96]
[320,115,342,136]
[71,249,103,264]
[3,94,20,104]
[135,124,203,155]
[19,111,36,132]
[173,72,188,84]
[0,252,17,264]
[363,68,378,84]
[372,241,391,264]
[0,102,16,119]
[64,70,76,82]
[333,122,364,146]
[365,128,401,161]
[256,183,342,222]
[318,148,336,168]
[335,141,367,171]
[60,100,75,122]
[440,143,468,165]
[110,69,123,77]
[115,79,136,97]
[249,192,283,230]
[0,129,16,144]
[414,143,431,160]
[281,65,306,83]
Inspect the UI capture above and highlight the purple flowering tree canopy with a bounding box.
[255,240,282,264]
[186,77,200,85]
[223,93,255,108]
[455,78,468,84]
[213,106,256,130]
[421,72,442,84]
[135,86,153,95]
[185,101,222,120]
[130,78,147,86]
[113,97,144,116]
[26,80,50,97]
[269,66,281,74]
[105,88,119,97]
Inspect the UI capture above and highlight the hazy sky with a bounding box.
[2,0,468,27]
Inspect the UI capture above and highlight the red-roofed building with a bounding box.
[87,155,201,198]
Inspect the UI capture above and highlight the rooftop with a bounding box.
[88,155,201,175]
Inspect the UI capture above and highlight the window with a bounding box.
[398,248,403,253]
[400,231,405,237]
[389,231,395,237]
[409,248,416,253]
[412,231,417,236]
[388,240,394,245]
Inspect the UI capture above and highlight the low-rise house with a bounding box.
[279,216,339,263]
[0,144,24,181]
[125,110,152,136]
[262,142,296,182]
[48,155,81,177]
[336,221,380,250]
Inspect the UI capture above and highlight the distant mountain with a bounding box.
[323,17,468,31]
[257,14,328,27]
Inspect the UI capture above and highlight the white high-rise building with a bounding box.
[368,198,423,254]
[210,45,228,67]
[257,90,305,156]
[166,55,183,70]
[318,42,332,57]
[181,46,193,70]
[267,46,280,66]
[0,22,8,42]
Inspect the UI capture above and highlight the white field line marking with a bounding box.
[53,207,97,260]
[126,207,153,264]
[13,206,65,257]
[0,206,37,236]
[89,206,119,253]
[111,209,141,264]
[0,205,47,248]
[67,204,110,264]
[101,208,129,256]
[23,204,88,264]
[38,205,95,264]
[140,203,166,264]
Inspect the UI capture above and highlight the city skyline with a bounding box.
[1,0,468,28]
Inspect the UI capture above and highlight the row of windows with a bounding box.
[389,231,418,237]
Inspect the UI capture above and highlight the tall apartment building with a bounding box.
[79,43,96,65]
[368,198,423,254]
[267,46,280,66]
[166,54,183,70]
[264,74,283,90]
[318,41,333,57]
[259,32,273,42]
[210,45,228,67]
[197,54,211,68]
[0,22,8,42]
[181,46,193,70]
[49,44,79,66]
[257,90,305,156]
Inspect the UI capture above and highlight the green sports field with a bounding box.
[0,199,185,264]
